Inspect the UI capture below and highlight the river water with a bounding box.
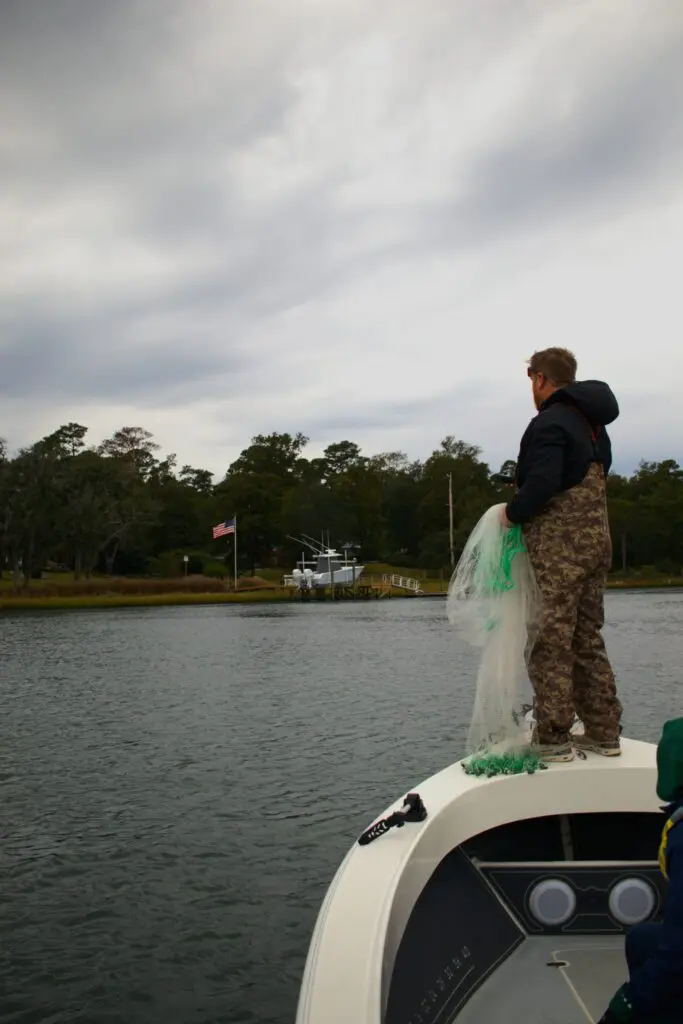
[2,592,682,1023]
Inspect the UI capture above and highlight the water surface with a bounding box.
[2,592,682,1023]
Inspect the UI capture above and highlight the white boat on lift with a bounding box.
[283,535,364,589]
[296,719,664,1024]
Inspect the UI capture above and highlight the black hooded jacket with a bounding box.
[505,380,619,525]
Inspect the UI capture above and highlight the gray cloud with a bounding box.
[466,41,683,228]
[297,384,492,436]
[0,312,245,404]
[2,1,683,471]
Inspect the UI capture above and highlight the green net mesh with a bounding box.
[483,524,526,631]
[485,524,527,594]
[462,749,547,777]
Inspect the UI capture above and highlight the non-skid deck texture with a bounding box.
[455,936,626,1024]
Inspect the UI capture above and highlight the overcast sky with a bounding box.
[2,0,683,478]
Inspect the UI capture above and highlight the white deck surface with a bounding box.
[457,936,626,1024]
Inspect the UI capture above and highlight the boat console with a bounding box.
[386,810,665,1024]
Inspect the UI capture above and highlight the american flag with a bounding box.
[213,518,236,539]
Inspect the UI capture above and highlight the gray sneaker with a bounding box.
[532,742,575,763]
[572,733,621,757]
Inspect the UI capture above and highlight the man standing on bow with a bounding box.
[502,347,623,762]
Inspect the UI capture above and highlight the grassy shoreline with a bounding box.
[0,590,288,611]
[1,576,682,611]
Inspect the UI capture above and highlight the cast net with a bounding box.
[446,503,543,776]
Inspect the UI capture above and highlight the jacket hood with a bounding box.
[545,380,619,426]
[657,717,683,804]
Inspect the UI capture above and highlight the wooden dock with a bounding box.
[284,579,393,601]
[281,571,445,601]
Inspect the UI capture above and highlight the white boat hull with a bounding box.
[284,566,365,588]
[312,566,365,587]
[296,732,662,1024]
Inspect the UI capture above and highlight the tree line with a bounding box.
[0,422,680,584]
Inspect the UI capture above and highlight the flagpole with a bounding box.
[233,513,238,592]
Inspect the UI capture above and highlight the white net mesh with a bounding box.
[447,503,540,771]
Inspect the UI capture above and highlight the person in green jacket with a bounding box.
[599,717,683,1023]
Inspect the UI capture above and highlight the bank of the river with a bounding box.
[1,576,682,610]
[0,589,287,611]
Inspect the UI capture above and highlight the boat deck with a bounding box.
[457,935,626,1024]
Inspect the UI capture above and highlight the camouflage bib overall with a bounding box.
[522,461,623,746]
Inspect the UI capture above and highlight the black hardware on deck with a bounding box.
[357,792,428,846]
